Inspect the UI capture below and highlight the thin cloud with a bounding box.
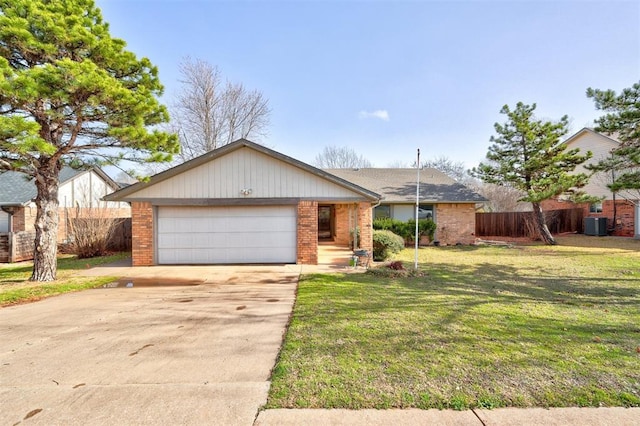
[358,109,390,121]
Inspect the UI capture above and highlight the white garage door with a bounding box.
[157,206,297,264]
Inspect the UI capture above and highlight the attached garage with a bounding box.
[157,205,296,264]
[104,139,380,266]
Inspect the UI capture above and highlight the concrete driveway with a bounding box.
[0,265,299,425]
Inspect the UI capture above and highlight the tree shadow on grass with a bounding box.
[311,261,639,344]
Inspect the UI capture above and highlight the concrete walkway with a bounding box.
[255,407,640,425]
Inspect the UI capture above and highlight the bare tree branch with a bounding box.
[170,57,271,163]
[314,146,372,168]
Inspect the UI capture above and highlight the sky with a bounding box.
[97,0,640,170]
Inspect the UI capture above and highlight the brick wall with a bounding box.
[435,203,477,244]
[333,203,373,250]
[10,206,37,233]
[592,200,636,237]
[334,204,351,245]
[131,202,154,266]
[357,202,373,252]
[542,198,636,237]
[297,200,318,265]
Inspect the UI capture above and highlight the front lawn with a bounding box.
[267,235,640,409]
[0,253,128,306]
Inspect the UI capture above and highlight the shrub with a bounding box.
[373,217,436,244]
[66,207,123,259]
[409,218,437,243]
[387,260,405,270]
[372,230,405,261]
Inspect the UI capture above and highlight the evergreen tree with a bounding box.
[0,0,179,281]
[586,81,640,192]
[472,102,592,244]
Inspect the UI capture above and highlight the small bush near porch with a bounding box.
[267,235,640,410]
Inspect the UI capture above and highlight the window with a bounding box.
[374,204,391,219]
[590,202,603,213]
[417,204,434,220]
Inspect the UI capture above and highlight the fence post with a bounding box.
[9,232,15,263]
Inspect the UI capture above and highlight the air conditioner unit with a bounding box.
[584,217,607,236]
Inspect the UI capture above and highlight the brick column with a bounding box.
[131,202,154,266]
[357,202,373,253]
[334,204,350,246]
[297,200,318,265]
[435,203,476,245]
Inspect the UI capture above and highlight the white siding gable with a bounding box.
[567,131,619,199]
[128,147,365,200]
[58,171,129,209]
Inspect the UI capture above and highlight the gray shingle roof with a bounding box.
[324,168,486,203]
[0,167,85,206]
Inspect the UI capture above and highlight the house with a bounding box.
[0,166,130,262]
[104,139,380,266]
[541,128,639,237]
[326,168,486,244]
[105,139,485,266]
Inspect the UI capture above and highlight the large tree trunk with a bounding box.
[532,202,556,245]
[30,164,61,282]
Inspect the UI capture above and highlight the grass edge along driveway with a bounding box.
[267,236,640,410]
[0,253,128,306]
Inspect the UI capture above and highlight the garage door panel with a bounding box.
[157,206,297,264]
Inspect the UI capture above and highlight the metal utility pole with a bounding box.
[414,148,420,270]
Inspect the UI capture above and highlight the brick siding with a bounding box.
[542,198,636,237]
[10,206,37,233]
[435,203,477,244]
[357,202,373,253]
[333,203,373,251]
[297,200,318,264]
[131,202,154,266]
[334,204,351,245]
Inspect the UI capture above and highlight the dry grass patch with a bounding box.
[267,235,640,409]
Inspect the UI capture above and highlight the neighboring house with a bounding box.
[105,139,485,266]
[542,128,639,237]
[326,168,486,244]
[105,139,380,266]
[0,167,130,262]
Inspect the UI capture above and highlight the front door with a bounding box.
[318,205,333,240]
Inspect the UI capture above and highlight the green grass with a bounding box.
[0,252,129,306]
[267,235,640,410]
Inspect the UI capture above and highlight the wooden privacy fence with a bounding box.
[476,208,584,237]
[108,218,132,251]
[0,231,36,263]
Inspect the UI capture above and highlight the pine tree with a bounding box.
[0,0,179,281]
[472,103,592,244]
[586,81,640,192]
